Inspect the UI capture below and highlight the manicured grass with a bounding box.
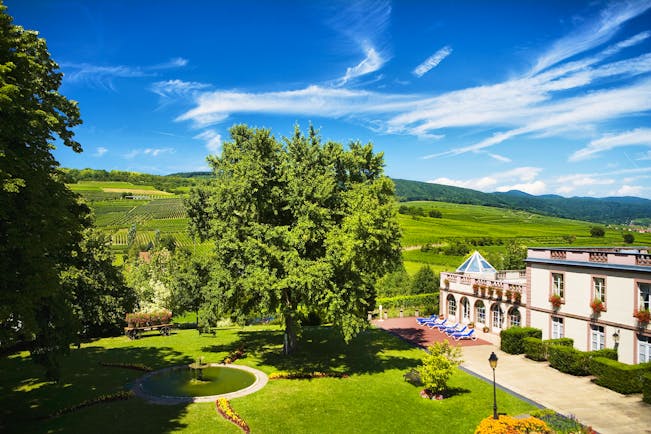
[1,326,536,433]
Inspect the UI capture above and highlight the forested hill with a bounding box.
[392,178,651,224]
[63,169,651,224]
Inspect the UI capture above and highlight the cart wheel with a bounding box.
[163,327,170,336]
[127,330,135,340]
[134,330,141,339]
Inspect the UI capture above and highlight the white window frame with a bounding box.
[448,296,457,317]
[461,298,471,322]
[552,273,564,298]
[491,305,503,332]
[590,325,604,351]
[476,302,486,324]
[552,316,564,339]
[639,335,651,363]
[509,308,521,327]
[593,277,606,303]
[639,282,651,311]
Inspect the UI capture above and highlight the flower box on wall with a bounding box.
[634,309,651,324]
[590,299,606,314]
[549,294,562,309]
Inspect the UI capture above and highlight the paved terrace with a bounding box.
[374,317,651,434]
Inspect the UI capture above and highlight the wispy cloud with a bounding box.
[569,128,651,161]
[124,147,174,159]
[413,46,452,78]
[150,79,211,99]
[429,166,543,193]
[194,130,222,154]
[94,147,108,157]
[63,57,188,90]
[338,45,385,86]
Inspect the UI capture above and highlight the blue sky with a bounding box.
[6,0,651,198]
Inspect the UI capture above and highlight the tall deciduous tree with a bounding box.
[188,125,401,353]
[0,3,88,378]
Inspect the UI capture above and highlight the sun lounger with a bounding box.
[444,325,467,336]
[432,320,457,331]
[416,315,440,325]
[451,328,477,340]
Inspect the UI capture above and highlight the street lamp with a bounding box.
[488,352,498,420]
[613,329,620,352]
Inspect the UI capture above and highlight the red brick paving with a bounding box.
[373,317,490,348]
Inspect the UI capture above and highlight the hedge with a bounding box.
[547,345,618,376]
[643,372,651,404]
[523,337,574,361]
[376,293,438,310]
[523,337,546,361]
[589,357,651,394]
[500,327,542,354]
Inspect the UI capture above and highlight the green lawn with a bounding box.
[1,326,536,433]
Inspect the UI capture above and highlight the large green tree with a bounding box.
[0,4,87,378]
[188,125,401,353]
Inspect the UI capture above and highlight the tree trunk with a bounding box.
[283,315,298,355]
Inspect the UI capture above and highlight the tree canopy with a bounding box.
[187,125,402,353]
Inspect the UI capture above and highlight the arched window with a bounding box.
[491,304,504,332]
[447,295,457,317]
[475,300,486,324]
[509,308,521,327]
[461,298,471,323]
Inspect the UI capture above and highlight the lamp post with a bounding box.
[488,352,498,420]
[613,329,620,352]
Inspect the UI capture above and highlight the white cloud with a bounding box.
[338,45,385,86]
[413,46,452,78]
[150,79,211,98]
[124,147,174,159]
[615,185,644,196]
[63,57,188,89]
[637,150,651,160]
[194,130,222,154]
[94,147,108,157]
[569,128,651,161]
[495,181,547,195]
[429,166,542,192]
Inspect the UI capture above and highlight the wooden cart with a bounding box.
[124,323,173,340]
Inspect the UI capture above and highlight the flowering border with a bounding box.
[268,371,349,380]
[44,391,134,419]
[100,362,153,372]
[222,346,245,364]
[216,398,250,433]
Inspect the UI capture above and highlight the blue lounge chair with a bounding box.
[433,320,457,331]
[416,315,440,325]
[452,329,477,340]
[426,318,448,329]
[444,325,467,336]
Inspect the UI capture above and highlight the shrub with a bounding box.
[643,372,651,404]
[589,357,651,394]
[500,327,542,354]
[523,337,546,361]
[548,345,591,376]
[530,409,594,434]
[474,415,551,434]
[418,341,463,394]
[376,293,438,310]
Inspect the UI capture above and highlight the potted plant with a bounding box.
[495,287,503,300]
[487,286,495,298]
[444,278,450,288]
[634,309,651,323]
[472,283,479,295]
[513,292,522,304]
[467,322,475,329]
[505,289,513,302]
[549,294,562,309]
[482,325,490,333]
[480,285,487,297]
[590,298,605,314]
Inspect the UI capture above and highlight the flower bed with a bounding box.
[216,398,250,433]
[474,414,551,433]
[100,362,153,372]
[125,310,172,328]
[268,371,349,380]
[222,346,245,364]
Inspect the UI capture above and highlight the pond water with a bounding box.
[141,366,256,397]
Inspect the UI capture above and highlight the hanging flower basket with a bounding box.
[549,294,562,308]
[634,309,651,323]
[590,299,605,314]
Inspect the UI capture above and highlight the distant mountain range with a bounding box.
[167,172,651,224]
[392,178,651,224]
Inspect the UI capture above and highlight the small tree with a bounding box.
[410,265,439,294]
[590,226,605,237]
[418,341,463,395]
[623,233,635,244]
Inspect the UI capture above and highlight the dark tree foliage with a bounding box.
[410,265,439,294]
[590,226,606,237]
[0,4,88,378]
[623,233,635,244]
[167,249,210,324]
[187,125,402,354]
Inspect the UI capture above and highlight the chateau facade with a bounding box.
[439,248,651,364]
